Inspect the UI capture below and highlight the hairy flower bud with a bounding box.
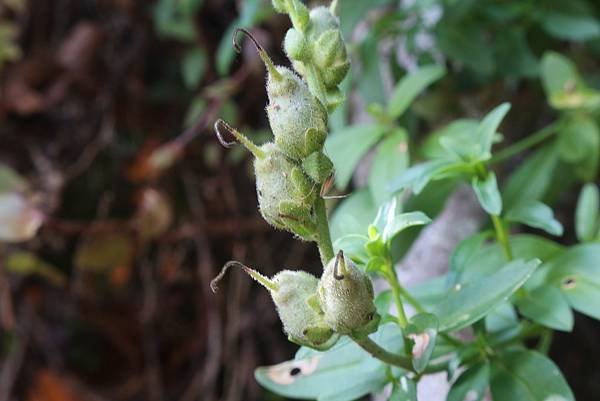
[318,250,379,335]
[282,6,350,111]
[211,262,338,350]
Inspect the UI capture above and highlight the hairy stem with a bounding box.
[488,122,559,165]
[315,197,334,266]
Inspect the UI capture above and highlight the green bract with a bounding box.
[318,251,379,335]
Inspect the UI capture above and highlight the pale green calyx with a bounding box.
[211,261,338,350]
[318,250,379,335]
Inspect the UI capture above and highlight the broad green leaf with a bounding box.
[455,235,563,285]
[388,65,446,119]
[181,48,206,89]
[369,129,409,206]
[541,244,600,320]
[490,350,574,401]
[516,285,573,331]
[255,323,403,401]
[405,313,438,373]
[388,159,462,195]
[325,124,387,189]
[448,362,490,401]
[575,183,599,242]
[330,189,377,241]
[477,103,511,159]
[485,301,518,333]
[382,212,431,244]
[506,200,563,236]
[557,116,600,175]
[422,119,479,160]
[503,144,559,211]
[447,232,491,289]
[435,259,540,332]
[471,172,502,216]
[390,376,417,401]
[540,52,579,98]
[541,12,600,41]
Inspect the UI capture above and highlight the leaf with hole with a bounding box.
[405,313,438,373]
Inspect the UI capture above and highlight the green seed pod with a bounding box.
[266,68,328,160]
[318,250,379,336]
[211,261,339,350]
[234,28,328,161]
[214,120,318,240]
[254,143,318,240]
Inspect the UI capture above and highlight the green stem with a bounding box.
[385,263,409,328]
[491,214,513,260]
[350,334,413,370]
[315,197,334,266]
[488,123,559,165]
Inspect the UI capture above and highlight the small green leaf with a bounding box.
[422,119,479,160]
[472,172,502,216]
[369,129,409,206]
[541,12,600,41]
[333,234,369,264]
[255,323,403,401]
[382,212,431,244]
[448,362,490,401]
[490,350,574,401]
[405,313,438,373]
[388,159,461,195]
[477,103,511,158]
[330,189,377,241]
[388,65,446,119]
[540,52,579,98]
[5,252,67,287]
[506,200,563,236]
[542,244,600,320]
[390,376,417,401]
[325,124,387,189]
[516,285,573,331]
[575,183,600,242]
[503,144,559,211]
[435,259,540,332]
[181,48,206,89]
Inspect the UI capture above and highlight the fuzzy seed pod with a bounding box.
[233,28,328,161]
[318,250,379,336]
[265,66,329,160]
[254,143,318,240]
[211,262,338,350]
[214,120,318,240]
